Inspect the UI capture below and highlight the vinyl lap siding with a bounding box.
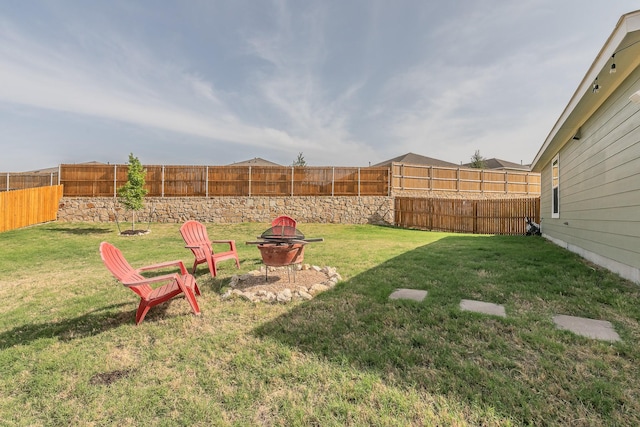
[541,66,640,279]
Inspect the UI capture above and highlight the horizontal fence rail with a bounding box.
[0,172,59,192]
[59,164,391,197]
[0,185,64,232]
[395,197,541,235]
[392,163,541,195]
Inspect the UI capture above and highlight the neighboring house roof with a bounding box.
[21,161,107,174]
[372,152,459,168]
[462,158,531,171]
[19,167,59,174]
[531,9,640,172]
[227,157,282,166]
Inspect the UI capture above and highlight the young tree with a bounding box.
[117,153,148,231]
[292,152,307,167]
[469,150,486,169]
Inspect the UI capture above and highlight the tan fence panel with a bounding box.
[395,197,540,235]
[360,167,389,195]
[163,166,207,196]
[392,164,432,190]
[431,168,459,191]
[250,167,292,196]
[0,185,64,232]
[293,167,332,196]
[58,164,390,197]
[391,163,540,195]
[459,169,482,192]
[332,168,359,196]
[209,167,250,196]
[61,164,118,197]
[0,173,59,192]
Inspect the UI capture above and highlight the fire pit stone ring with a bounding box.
[223,264,342,303]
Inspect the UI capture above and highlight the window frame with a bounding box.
[551,155,559,218]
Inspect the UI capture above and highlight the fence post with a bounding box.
[205,166,209,197]
[6,173,8,192]
[249,166,252,197]
[505,171,508,193]
[429,166,433,190]
[161,165,165,198]
[291,167,294,197]
[473,200,478,233]
[481,169,484,193]
[358,168,361,197]
[113,164,117,198]
[457,168,460,192]
[58,165,61,186]
[332,167,335,197]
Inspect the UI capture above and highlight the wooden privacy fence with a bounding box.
[59,164,390,197]
[392,163,540,195]
[395,197,541,235]
[0,172,59,192]
[0,185,64,232]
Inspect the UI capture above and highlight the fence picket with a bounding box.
[394,197,540,235]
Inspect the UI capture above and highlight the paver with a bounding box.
[460,299,506,317]
[388,289,428,302]
[386,290,621,343]
[553,314,620,342]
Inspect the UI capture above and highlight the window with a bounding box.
[551,155,559,218]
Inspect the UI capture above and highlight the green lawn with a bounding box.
[1,222,639,426]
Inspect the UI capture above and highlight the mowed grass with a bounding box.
[1,222,639,426]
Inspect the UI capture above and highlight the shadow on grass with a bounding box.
[0,303,138,349]
[254,235,633,425]
[44,226,113,235]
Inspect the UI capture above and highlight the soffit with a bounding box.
[531,11,640,172]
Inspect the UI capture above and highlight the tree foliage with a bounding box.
[117,153,147,230]
[469,150,486,169]
[292,152,307,167]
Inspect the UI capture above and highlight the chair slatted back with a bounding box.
[179,220,210,260]
[99,242,151,298]
[271,215,297,237]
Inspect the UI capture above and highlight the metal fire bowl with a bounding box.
[257,243,305,267]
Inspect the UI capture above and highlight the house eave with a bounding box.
[531,10,640,172]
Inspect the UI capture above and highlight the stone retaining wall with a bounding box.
[57,196,394,225]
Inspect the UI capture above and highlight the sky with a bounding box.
[2,0,640,171]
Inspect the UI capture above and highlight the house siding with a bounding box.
[540,65,640,283]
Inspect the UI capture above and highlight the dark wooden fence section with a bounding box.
[0,185,64,232]
[0,172,59,192]
[395,197,540,235]
[392,163,540,195]
[59,164,391,197]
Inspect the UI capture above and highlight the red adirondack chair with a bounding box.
[99,242,201,325]
[179,220,240,277]
[271,215,297,237]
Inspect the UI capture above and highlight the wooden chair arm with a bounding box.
[136,260,188,275]
[123,273,181,287]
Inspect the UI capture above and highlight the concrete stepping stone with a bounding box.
[389,288,428,302]
[552,315,620,342]
[460,299,506,317]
